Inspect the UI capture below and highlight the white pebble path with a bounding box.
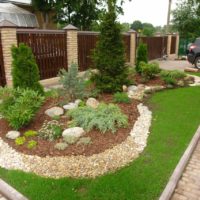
[0,104,152,179]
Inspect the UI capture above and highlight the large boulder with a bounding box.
[62,127,85,138]
[6,131,20,140]
[86,98,99,109]
[63,103,77,110]
[45,107,64,118]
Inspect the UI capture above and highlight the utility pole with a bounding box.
[167,0,172,33]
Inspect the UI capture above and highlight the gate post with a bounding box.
[167,34,172,58]
[128,29,137,66]
[175,33,180,57]
[64,24,78,68]
[0,25,17,87]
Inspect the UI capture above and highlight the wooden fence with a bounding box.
[171,36,176,54]
[17,29,68,80]
[138,36,168,60]
[0,33,6,86]
[78,32,131,71]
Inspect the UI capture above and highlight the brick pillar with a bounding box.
[63,24,78,68]
[128,29,137,66]
[175,33,180,57]
[0,27,17,87]
[167,34,172,57]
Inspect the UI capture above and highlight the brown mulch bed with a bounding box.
[134,74,165,86]
[0,94,140,157]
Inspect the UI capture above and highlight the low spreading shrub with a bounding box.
[68,103,128,133]
[113,92,131,103]
[0,88,45,130]
[140,62,161,81]
[27,140,37,149]
[24,130,38,137]
[38,120,63,141]
[160,70,187,85]
[15,137,26,146]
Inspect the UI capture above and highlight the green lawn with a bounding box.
[1,86,200,200]
[187,71,200,77]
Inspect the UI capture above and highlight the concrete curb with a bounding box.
[0,179,28,200]
[159,126,200,200]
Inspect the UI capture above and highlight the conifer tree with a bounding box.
[92,0,130,93]
[11,43,44,94]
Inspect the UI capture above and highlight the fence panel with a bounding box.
[17,29,68,80]
[170,36,176,54]
[78,32,131,71]
[78,32,98,71]
[138,36,168,60]
[0,33,6,86]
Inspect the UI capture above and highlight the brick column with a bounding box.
[175,33,180,57]
[167,34,172,57]
[128,29,137,66]
[0,27,17,87]
[63,24,78,68]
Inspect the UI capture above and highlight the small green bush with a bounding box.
[11,43,44,95]
[160,70,187,85]
[63,136,79,144]
[38,120,63,141]
[15,137,26,146]
[68,103,128,133]
[136,43,148,73]
[54,143,68,151]
[27,140,37,149]
[0,88,45,130]
[140,62,161,81]
[113,92,131,103]
[77,137,92,145]
[24,130,38,137]
[59,63,88,102]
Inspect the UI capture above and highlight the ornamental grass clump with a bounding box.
[0,87,45,130]
[68,103,128,133]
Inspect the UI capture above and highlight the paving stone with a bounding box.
[171,141,200,200]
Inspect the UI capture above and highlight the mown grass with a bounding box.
[1,86,200,200]
[187,71,200,77]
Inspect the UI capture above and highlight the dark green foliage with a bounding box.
[160,70,186,85]
[0,88,45,130]
[91,0,130,93]
[11,43,44,95]
[140,62,161,81]
[113,92,131,103]
[136,43,148,73]
[68,103,128,133]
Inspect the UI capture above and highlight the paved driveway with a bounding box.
[155,60,193,71]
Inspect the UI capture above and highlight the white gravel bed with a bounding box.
[0,104,152,178]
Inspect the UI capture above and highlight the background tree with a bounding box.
[172,0,200,38]
[142,23,156,36]
[131,20,143,32]
[32,0,54,29]
[92,0,130,92]
[121,22,130,32]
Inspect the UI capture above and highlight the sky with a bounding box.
[118,0,179,27]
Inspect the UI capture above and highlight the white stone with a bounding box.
[63,103,77,110]
[45,107,64,117]
[86,98,99,109]
[62,127,85,138]
[6,131,20,140]
[122,85,128,92]
[128,85,138,92]
[75,99,81,106]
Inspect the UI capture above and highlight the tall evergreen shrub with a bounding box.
[136,43,148,73]
[92,0,130,93]
[11,43,44,94]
